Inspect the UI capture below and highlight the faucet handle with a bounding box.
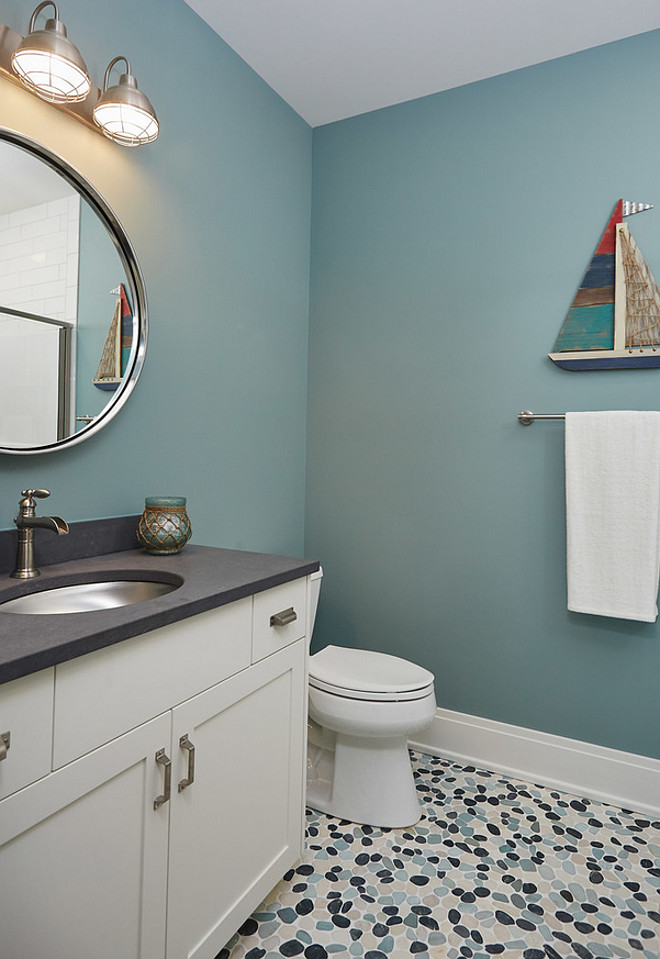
[17,489,50,514]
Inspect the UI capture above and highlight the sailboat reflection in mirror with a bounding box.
[93,284,134,392]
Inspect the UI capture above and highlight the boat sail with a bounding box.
[549,199,660,369]
[92,284,134,390]
[92,298,121,388]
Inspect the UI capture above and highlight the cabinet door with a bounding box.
[0,712,171,959]
[166,641,307,959]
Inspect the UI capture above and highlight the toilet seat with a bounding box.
[309,645,435,702]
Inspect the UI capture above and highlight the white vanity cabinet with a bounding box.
[0,576,310,959]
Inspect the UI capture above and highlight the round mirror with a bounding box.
[0,128,147,454]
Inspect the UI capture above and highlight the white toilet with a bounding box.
[305,570,436,828]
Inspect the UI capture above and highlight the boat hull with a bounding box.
[549,351,660,370]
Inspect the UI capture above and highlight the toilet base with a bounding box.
[306,725,422,829]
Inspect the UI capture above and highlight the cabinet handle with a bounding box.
[270,607,297,627]
[153,748,172,809]
[0,731,10,761]
[178,734,196,792]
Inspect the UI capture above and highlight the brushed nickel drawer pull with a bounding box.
[153,748,172,809]
[270,607,297,628]
[0,731,10,761]
[178,734,195,792]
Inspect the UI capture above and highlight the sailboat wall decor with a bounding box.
[549,199,660,369]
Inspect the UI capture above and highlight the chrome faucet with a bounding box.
[12,489,69,579]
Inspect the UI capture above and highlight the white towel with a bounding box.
[565,411,660,622]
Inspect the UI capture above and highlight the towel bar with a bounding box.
[518,411,565,425]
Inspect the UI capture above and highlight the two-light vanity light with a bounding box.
[10,1,158,146]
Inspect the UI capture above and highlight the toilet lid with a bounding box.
[309,645,435,701]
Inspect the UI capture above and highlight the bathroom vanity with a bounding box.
[0,528,319,959]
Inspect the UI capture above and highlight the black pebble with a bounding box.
[495,910,514,926]
[304,947,327,959]
[279,942,304,957]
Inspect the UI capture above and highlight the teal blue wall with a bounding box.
[0,0,312,556]
[306,31,660,760]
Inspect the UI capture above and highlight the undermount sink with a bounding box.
[0,579,180,615]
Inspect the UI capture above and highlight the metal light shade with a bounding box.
[93,58,158,147]
[11,2,90,103]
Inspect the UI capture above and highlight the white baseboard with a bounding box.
[408,707,660,818]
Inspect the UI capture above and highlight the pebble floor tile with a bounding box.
[217,752,660,959]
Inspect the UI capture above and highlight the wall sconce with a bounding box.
[93,57,158,146]
[11,2,90,103]
[0,5,158,146]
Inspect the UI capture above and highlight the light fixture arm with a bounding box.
[29,1,59,33]
[102,55,131,90]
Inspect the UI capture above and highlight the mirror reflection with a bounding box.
[0,138,137,450]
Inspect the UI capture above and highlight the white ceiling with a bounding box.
[183,0,660,127]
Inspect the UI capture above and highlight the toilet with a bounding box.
[306,569,436,828]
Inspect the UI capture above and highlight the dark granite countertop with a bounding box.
[0,517,319,685]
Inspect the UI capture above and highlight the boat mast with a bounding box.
[614,223,627,351]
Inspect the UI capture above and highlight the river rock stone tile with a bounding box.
[216,753,660,959]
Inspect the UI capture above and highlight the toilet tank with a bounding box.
[307,567,323,638]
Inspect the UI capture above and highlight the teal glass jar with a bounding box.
[137,496,192,554]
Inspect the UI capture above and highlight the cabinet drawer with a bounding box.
[252,579,306,662]
[0,669,54,800]
[53,599,252,768]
